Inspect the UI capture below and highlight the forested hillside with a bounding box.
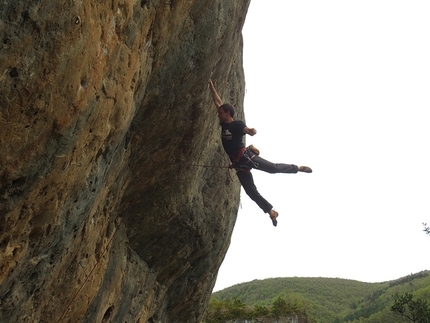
[205,271,430,323]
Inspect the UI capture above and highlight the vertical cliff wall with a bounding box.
[0,0,250,322]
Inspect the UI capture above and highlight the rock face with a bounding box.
[0,1,250,322]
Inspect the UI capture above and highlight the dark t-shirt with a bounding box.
[220,120,246,161]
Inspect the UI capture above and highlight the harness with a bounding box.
[230,146,259,171]
[235,147,247,162]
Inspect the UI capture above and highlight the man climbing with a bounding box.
[208,79,312,227]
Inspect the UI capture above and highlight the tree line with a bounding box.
[203,295,314,323]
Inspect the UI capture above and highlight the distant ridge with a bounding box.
[209,270,430,323]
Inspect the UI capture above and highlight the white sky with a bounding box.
[214,0,430,292]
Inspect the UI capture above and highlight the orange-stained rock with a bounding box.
[0,1,249,322]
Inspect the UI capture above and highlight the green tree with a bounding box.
[226,297,247,319]
[252,304,269,318]
[203,298,225,323]
[271,296,288,317]
[287,293,307,314]
[391,292,430,323]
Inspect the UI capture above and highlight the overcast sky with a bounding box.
[214,0,430,292]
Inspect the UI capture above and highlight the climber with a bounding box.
[208,79,312,227]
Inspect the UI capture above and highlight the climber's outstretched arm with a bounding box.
[244,127,257,136]
[208,79,223,109]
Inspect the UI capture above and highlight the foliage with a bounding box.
[252,304,269,317]
[202,295,313,323]
[424,223,430,236]
[203,298,249,323]
[206,271,430,323]
[391,292,430,323]
[271,296,288,317]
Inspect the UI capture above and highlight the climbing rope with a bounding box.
[149,154,231,170]
[144,146,236,181]
[56,218,123,323]
[143,145,231,170]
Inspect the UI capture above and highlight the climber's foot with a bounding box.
[298,166,312,173]
[269,210,278,227]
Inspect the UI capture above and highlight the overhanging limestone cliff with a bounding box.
[0,1,250,322]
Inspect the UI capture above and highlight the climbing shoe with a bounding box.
[269,210,278,227]
[298,166,312,173]
[248,144,260,155]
